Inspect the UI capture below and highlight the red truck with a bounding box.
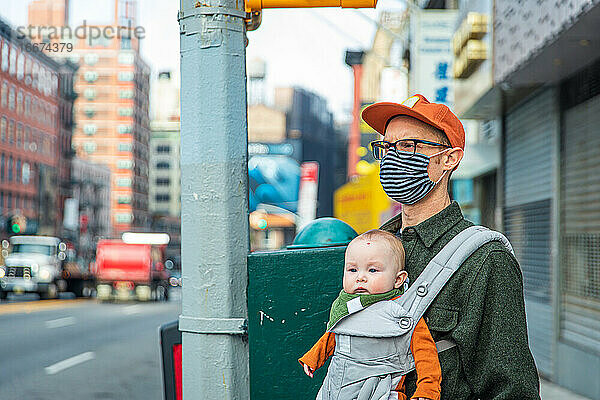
[94,239,169,301]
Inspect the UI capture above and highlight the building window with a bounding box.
[155,194,170,202]
[9,46,16,75]
[118,71,134,81]
[156,145,171,154]
[1,43,8,72]
[118,142,132,152]
[84,107,95,118]
[0,117,5,142]
[8,120,14,144]
[83,142,97,154]
[117,124,132,134]
[118,107,133,117]
[117,159,133,169]
[16,123,22,147]
[83,124,97,135]
[117,195,132,204]
[115,213,133,223]
[16,159,20,182]
[40,67,47,94]
[25,56,32,86]
[118,89,134,99]
[83,71,98,82]
[16,91,23,114]
[69,53,80,64]
[121,37,132,50]
[25,95,30,114]
[83,88,96,100]
[8,87,15,110]
[117,177,132,187]
[22,162,30,184]
[1,82,6,107]
[32,63,39,88]
[24,127,30,150]
[17,53,24,80]
[156,161,170,170]
[7,156,12,182]
[0,154,4,182]
[156,177,170,186]
[118,52,135,64]
[84,53,99,65]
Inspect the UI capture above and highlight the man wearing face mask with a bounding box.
[361,94,541,400]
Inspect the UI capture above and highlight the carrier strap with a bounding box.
[395,225,514,332]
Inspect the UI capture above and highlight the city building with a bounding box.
[245,59,341,250]
[149,71,180,217]
[452,0,600,397]
[149,71,180,266]
[28,0,151,236]
[0,16,77,238]
[274,87,338,218]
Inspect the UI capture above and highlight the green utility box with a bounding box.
[247,218,357,399]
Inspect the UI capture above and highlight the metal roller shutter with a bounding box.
[504,87,557,376]
[561,94,600,352]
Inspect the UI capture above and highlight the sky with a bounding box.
[0,0,405,121]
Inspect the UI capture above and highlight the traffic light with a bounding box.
[7,215,26,235]
[245,0,377,12]
[249,211,269,230]
[257,218,268,230]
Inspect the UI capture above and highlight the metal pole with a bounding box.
[347,62,363,179]
[178,0,250,397]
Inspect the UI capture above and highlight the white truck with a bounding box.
[0,236,68,300]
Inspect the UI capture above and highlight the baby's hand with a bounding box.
[302,363,314,378]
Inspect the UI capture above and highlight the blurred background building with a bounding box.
[451,0,600,398]
[246,58,343,250]
[28,0,151,236]
[0,16,77,240]
[149,70,181,270]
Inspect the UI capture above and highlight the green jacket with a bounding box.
[380,201,540,400]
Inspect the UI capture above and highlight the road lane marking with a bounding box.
[45,352,95,375]
[122,305,142,315]
[45,317,76,329]
[0,299,91,316]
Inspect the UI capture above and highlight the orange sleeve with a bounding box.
[298,331,336,371]
[409,317,442,400]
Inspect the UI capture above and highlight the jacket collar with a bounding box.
[380,201,465,248]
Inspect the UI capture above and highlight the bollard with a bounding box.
[247,218,357,399]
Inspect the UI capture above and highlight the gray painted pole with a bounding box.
[178,0,250,397]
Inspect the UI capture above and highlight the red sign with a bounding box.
[297,162,320,232]
[300,161,319,183]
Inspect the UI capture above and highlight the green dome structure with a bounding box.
[288,218,358,249]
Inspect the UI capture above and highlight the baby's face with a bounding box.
[342,238,406,295]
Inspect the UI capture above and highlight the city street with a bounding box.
[0,289,180,400]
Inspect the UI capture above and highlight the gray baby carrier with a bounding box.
[317,226,514,400]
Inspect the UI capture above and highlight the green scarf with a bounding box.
[326,288,402,331]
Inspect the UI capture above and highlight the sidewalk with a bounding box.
[541,378,592,400]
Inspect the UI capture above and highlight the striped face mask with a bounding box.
[379,149,448,205]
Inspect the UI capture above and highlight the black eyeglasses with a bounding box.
[370,139,451,160]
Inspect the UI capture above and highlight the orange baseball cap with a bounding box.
[361,94,466,149]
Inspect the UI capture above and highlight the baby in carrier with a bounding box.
[299,229,441,400]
